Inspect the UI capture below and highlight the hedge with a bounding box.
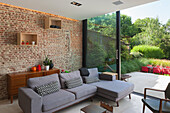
[98,58,170,74]
[131,45,165,59]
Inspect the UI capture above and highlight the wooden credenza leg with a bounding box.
[10,96,13,104]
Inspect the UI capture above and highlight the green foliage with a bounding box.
[121,15,140,37]
[149,59,170,67]
[131,18,165,46]
[131,45,165,59]
[121,45,132,61]
[87,41,107,68]
[43,56,51,66]
[121,58,170,74]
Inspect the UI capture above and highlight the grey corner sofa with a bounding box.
[18,68,134,113]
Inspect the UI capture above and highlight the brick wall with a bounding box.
[0,4,82,99]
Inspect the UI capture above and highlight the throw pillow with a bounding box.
[85,76,100,84]
[65,77,83,89]
[35,81,59,96]
[79,68,90,76]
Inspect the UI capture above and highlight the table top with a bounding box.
[121,74,131,79]
[81,104,106,113]
[102,72,118,76]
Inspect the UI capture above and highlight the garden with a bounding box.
[87,13,170,75]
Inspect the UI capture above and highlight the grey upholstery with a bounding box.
[18,87,42,113]
[90,80,134,99]
[42,89,75,112]
[142,99,170,113]
[66,84,97,99]
[59,71,83,88]
[27,74,61,90]
[165,83,170,99]
[88,68,99,78]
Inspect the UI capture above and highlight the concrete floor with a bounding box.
[0,94,153,113]
[127,72,170,98]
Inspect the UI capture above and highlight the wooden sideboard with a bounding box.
[7,68,60,103]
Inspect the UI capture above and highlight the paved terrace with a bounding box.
[127,72,170,98]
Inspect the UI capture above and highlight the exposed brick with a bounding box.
[0,4,82,100]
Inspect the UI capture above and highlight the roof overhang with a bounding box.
[0,0,158,20]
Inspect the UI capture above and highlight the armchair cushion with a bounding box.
[142,98,170,112]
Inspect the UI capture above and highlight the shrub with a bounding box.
[131,45,165,59]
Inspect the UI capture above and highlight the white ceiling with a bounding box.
[0,0,158,20]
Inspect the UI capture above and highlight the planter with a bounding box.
[45,65,50,71]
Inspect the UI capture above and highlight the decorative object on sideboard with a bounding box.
[43,56,54,71]
[49,60,54,69]
[37,65,41,71]
[31,67,37,72]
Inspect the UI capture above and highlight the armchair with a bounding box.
[142,83,170,113]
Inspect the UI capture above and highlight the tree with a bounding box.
[131,17,165,47]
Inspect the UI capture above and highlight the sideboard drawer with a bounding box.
[10,78,26,86]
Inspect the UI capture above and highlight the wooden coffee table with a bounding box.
[81,104,106,113]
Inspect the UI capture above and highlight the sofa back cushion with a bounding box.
[27,73,61,90]
[59,71,83,88]
[79,68,90,76]
[84,76,100,84]
[35,81,59,96]
[65,78,83,89]
[88,68,99,78]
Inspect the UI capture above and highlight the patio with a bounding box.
[127,72,170,98]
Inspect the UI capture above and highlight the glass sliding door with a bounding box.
[86,13,117,72]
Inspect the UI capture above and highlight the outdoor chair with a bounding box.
[142,82,170,113]
[142,66,149,72]
[153,67,162,74]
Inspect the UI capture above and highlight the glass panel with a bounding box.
[87,13,117,72]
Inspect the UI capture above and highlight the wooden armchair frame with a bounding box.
[143,88,170,113]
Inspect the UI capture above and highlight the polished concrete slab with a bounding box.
[127,72,170,98]
[0,94,153,113]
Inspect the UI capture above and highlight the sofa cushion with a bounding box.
[35,81,59,96]
[66,84,97,99]
[85,76,100,84]
[27,74,61,90]
[42,89,75,112]
[90,80,134,98]
[65,77,83,89]
[79,68,90,76]
[88,68,99,78]
[59,71,83,88]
